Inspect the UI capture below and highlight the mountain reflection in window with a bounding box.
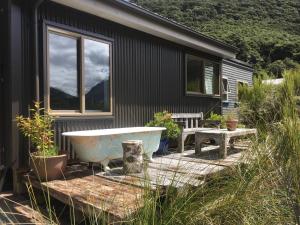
[84,39,110,111]
[49,33,79,110]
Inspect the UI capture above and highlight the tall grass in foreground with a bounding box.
[130,137,293,225]
[3,69,300,224]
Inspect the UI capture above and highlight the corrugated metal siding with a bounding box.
[19,2,222,159]
[222,60,253,115]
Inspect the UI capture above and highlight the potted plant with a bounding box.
[207,112,225,128]
[16,102,67,181]
[146,111,180,154]
[224,110,239,131]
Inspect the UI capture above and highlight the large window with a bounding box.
[47,27,112,115]
[186,54,220,96]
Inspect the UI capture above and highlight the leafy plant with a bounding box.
[207,112,225,128]
[16,102,57,157]
[146,111,180,140]
[238,68,300,133]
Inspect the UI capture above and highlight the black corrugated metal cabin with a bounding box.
[0,0,253,191]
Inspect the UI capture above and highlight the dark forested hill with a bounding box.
[131,0,300,77]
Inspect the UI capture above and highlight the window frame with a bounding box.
[222,77,231,102]
[185,53,221,98]
[236,79,249,102]
[45,25,113,117]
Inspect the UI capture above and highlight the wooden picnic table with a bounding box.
[195,128,257,158]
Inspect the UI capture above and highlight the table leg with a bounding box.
[195,135,203,155]
[219,134,229,159]
[229,138,234,149]
[177,134,184,153]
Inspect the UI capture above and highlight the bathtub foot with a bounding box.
[145,153,154,162]
[100,159,111,172]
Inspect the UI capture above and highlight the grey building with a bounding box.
[222,59,254,115]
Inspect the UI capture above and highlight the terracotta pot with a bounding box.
[226,120,238,131]
[30,154,67,181]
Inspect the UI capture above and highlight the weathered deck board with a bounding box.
[0,192,47,224]
[149,157,225,177]
[161,148,244,167]
[25,170,144,221]
[96,166,203,189]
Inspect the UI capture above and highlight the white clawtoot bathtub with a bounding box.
[62,127,166,171]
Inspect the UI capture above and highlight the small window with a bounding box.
[186,54,220,96]
[46,27,112,115]
[222,77,230,102]
[237,80,248,101]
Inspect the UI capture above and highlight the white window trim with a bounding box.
[222,77,230,102]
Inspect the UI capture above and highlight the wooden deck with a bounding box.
[23,145,247,223]
[0,192,46,224]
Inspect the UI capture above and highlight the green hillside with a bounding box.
[131,0,300,77]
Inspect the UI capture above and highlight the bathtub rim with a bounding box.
[62,126,166,137]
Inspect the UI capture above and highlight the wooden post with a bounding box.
[122,140,143,174]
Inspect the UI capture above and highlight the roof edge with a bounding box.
[223,58,254,72]
[50,0,237,58]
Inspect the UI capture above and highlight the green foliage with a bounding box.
[238,76,281,132]
[131,0,300,77]
[208,112,225,128]
[208,112,222,121]
[239,68,300,133]
[274,116,300,223]
[16,102,58,157]
[272,72,300,223]
[145,111,180,140]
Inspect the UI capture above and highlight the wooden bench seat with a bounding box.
[172,113,220,152]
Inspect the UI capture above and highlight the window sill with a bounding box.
[53,115,114,121]
[186,92,221,99]
[49,112,114,120]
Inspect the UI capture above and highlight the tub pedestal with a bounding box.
[122,140,144,174]
[100,159,111,172]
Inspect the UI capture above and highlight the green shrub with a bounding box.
[274,116,300,224]
[239,68,300,134]
[16,102,57,157]
[238,75,282,133]
[207,112,225,128]
[146,111,181,140]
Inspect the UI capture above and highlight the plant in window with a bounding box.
[16,102,67,181]
[146,111,180,154]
